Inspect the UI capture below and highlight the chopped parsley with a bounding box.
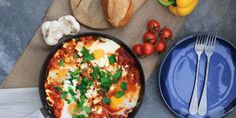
[81,47,94,62]
[101,77,110,84]
[115,91,125,98]
[61,91,68,99]
[65,99,72,104]
[68,86,75,96]
[120,82,127,91]
[70,69,80,78]
[59,58,65,67]
[92,66,99,80]
[112,70,122,83]
[82,106,91,113]
[99,70,106,78]
[72,114,86,118]
[100,76,112,93]
[73,52,79,59]
[82,78,89,86]
[103,97,111,105]
[108,54,116,64]
[80,95,85,105]
[54,86,62,91]
[68,78,74,85]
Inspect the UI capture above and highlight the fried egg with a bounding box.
[109,84,140,115]
[87,38,120,68]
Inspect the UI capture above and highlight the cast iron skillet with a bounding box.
[39,32,145,118]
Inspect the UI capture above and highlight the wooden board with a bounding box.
[0,0,185,88]
[70,0,146,29]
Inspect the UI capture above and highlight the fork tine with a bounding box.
[200,35,204,44]
[206,35,210,46]
[212,35,215,46]
[211,34,215,46]
[196,35,200,44]
[209,35,212,45]
[213,35,216,46]
[201,35,206,44]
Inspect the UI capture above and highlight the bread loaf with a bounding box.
[102,0,133,27]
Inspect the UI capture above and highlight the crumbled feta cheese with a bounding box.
[85,86,98,99]
[80,63,88,70]
[93,96,102,104]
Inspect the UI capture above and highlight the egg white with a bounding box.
[87,38,120,68]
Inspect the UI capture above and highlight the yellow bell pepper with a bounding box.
[159,0,198,16]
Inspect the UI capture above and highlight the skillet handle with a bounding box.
[40,107,51,118]
[24,107,50,118]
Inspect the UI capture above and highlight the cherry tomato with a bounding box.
[132,44,143,56]
[159,27,173,40]
[143,32,157,44]
[141,43,155,56]
[147,20,161,33]
[155,41,167,53]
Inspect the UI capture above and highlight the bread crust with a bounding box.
[102,0,133,27]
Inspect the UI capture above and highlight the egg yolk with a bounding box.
[93,49,105,59]
[110,96,124,110]
[55,69,68,82]
[68,103,78,115]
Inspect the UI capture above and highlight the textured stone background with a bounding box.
[136,0,236,117]
[0,0,52,83]
[0,0,236,117]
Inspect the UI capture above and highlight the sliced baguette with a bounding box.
[102,0,133,27]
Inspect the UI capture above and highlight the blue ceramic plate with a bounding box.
[159,35,236,118]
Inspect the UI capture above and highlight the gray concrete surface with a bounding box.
[0,0,236,117]
[0,0,52,83]
[136,0,236,117]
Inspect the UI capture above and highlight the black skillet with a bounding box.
[38,32,145,118]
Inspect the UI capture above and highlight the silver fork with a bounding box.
[189,35,205,115]
[198,34,216,116]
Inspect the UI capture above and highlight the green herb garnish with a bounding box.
[101,77,110,84]
[81,47,94,62]
[61,91,68,99]
[72,114,79,118]
[82,106,91,113]
[68,87,75,96]
[92,66,99,80]
[54,86,62,91]
[115,91,125,98]
[113,70,122,79]
[70,69,80,77]
[73,52,79,59]
[68,78,74,85]
[80,95,85,105]
[108,54,116,64]
[103,97,111,105]
[113,70,122,83]
[66,99,72,104]
[82,78,89,85]
[99,70,106,78]
[59,58,65,67]
[72,114,86,118]
[120,82,127,91]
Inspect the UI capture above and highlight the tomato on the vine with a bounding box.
[155,41,166,53]
[132,44,143,56]
[143,32,156,44]
[147,20,160,33]
[159,27,172,40]
[141,43,155,56]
